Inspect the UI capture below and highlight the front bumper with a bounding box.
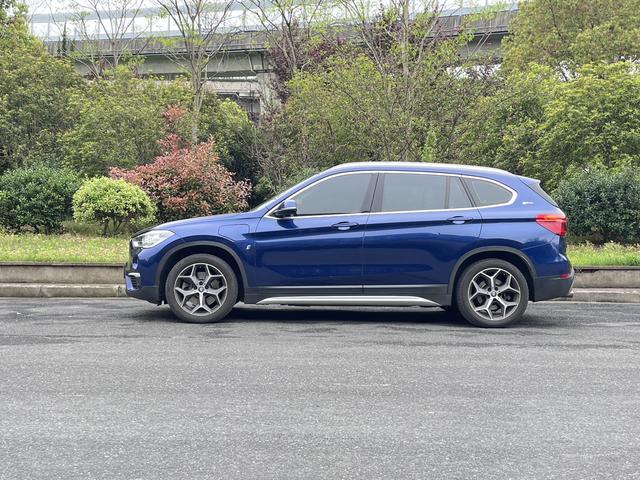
[532,268,575,302]
[124,267,161,304]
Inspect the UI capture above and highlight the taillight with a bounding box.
[536,214,567,237]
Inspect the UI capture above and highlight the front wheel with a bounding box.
[455,259,529,328]
[165,254,238,323]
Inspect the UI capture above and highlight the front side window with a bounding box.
[379,173,472,212]
[291,173,375,216]
[466,178,513,207]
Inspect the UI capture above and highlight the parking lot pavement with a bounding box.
[0,299,639,480]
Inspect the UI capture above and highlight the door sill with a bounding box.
[256,295,439,307]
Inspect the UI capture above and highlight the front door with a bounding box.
[253,172,377,293]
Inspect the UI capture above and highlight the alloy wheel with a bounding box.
[173,263,227,316]
[467,267,521,321]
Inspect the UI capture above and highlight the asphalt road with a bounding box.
[0,299,639,480]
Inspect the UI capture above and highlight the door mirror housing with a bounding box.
[273,199,297,218]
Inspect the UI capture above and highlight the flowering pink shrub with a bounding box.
[111,115,251,222]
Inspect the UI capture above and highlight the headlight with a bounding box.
[131,230,175,249]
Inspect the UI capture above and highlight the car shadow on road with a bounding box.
[131,303,562,329]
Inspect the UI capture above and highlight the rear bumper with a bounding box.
[533,269,575,302]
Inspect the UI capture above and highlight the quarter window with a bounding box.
[379,173,472,212]
[291,173,375,216]
[466,178,513,207]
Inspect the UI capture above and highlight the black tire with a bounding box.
[440,304,458,314]
[455,259,529,328]
[165,253,238,323]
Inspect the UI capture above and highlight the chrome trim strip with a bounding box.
[127,272,141,278]
[265,170,517,220]
[256,296,440,307]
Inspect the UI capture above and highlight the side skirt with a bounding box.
[244,285,451,307]
[256,295,440,307]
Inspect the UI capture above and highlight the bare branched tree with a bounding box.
[48,0,152,77]
[241,0,333,101]
[154,0,233,142]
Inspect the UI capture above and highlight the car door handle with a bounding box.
[446,216,474,225]
[331,221,359,231]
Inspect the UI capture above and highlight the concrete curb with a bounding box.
[1,263,639,302]
[0,283,127,297]
[556,288,640,304]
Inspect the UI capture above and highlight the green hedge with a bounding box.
[72,177,156,236]
[556,168,640,244]
[0,165,79,233]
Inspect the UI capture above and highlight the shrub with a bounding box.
[555,168,640,244]
[0,165,79,233]
[72,177,156,236]
[111,133,251,223]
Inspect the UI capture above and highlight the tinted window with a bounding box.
[449,177,473,209]
[380,174,472,212]
[467,178,513,207]
[292,173,374,216]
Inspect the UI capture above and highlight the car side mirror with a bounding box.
[273,199,297,218]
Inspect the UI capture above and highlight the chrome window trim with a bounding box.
[265,170,517,220]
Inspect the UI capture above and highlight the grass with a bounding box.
[0,233,638,267]
[567,243,640,267]
[0,233,129,264]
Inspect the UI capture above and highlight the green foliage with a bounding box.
[0,165,79,233]
[61,67,190,177]
[457,62,640,190]
[199,97,259,184]
[503,0,640,75]
[0,12,81,171]
[72,177,156,236]
[453,65,553,181]
[556,169,640,245]
[538,63,640,176]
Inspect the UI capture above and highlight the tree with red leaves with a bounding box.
[111,107,251,222]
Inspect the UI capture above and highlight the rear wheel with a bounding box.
[165,254,238,323]
[455,259,529,328]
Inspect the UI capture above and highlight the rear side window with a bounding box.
[379,173,472,212]
[292,173,374,216]
[465,178,513,207]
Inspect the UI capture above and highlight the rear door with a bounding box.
[362,172,481,298]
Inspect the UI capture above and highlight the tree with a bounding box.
[452,65,553,182]
[111,108,251,222]
[199,96,259,186]
[538,63,640,177]
[455,62,640,190]
[61,66,189,176]
[241,0,335,100]
[62,0,153,77]
[502,0,640,76]
[0,4,81,171]
[252,1,500,192]
[154,0,233,142]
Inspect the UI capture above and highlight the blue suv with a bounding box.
[125,162,573,327]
